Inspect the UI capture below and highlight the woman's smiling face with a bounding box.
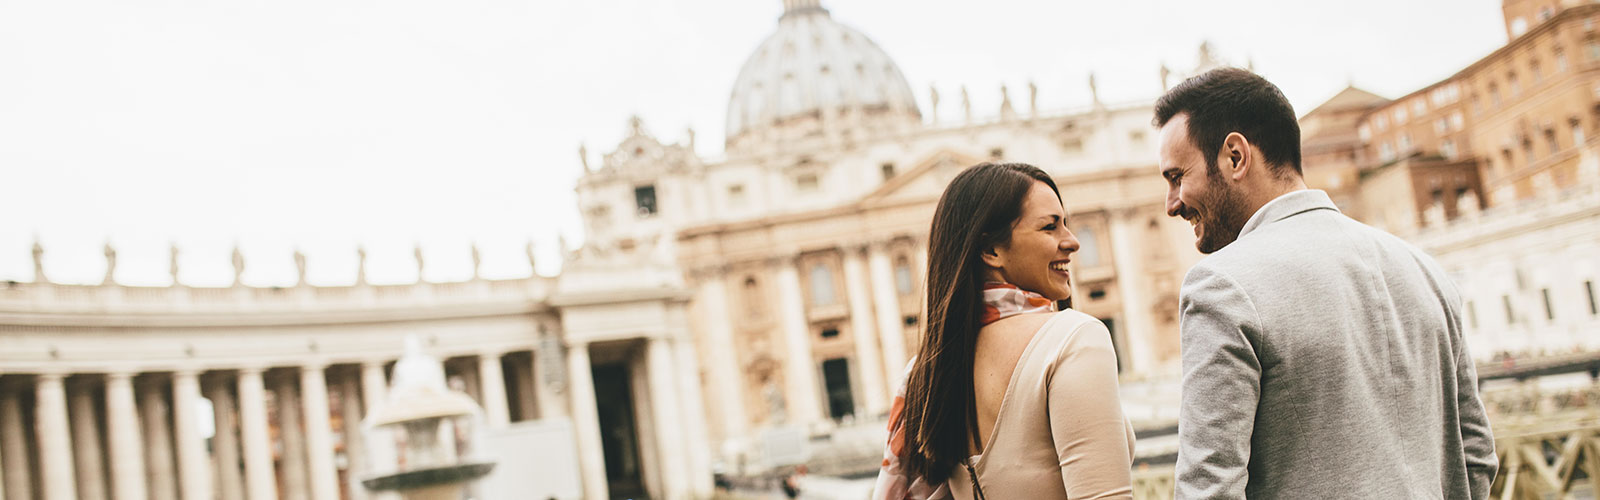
[984,181,1080,301]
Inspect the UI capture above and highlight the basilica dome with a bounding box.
[724,0,921,149]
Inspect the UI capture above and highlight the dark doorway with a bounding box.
[821,358,855,421]
[592,363,648,499]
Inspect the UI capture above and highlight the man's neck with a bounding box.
[1241,177,1308,220]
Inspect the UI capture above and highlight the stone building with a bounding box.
[1354,1,1600,209]
[0,1,1221,499]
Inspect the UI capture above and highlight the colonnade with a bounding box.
[0,349,574,500]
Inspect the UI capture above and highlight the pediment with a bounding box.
[859,149,982,208]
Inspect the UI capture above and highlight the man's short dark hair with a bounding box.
[1153,67,1302,177]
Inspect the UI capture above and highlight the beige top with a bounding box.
[947,310,1135,500]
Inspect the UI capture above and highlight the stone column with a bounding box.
[207,377,244,500]
[106,372,147,500]
[868,244,910,387]
[171,371,210,500]
[1108,211,1154,372]
[693,270,746,446]
[274,375,308,500]
[359,361,388,418]
[774,257,824,425]
[69,379,107,500]
[647,337,689,499]
[35,374,78,500]
[236,368,276,500]
[337,374,368,500]
[140,378,178,500]
[299,365,339,500]
[841,246,889,415]
[566,341,608,500]
[534,345,568,420]
[358,362,402,500]
[672,334,715,497]
[477,352,511,428]
[913,239,929,287]
[0,384,31,500]
[626,356,661,497]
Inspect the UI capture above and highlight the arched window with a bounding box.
[894,256,914,295]
[1076,227,1101,267]
[809,264,836,305]
[744,276,765,319]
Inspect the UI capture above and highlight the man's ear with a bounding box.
[1220,132,1252,181]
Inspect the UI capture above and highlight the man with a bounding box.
[1154,68,1497,499]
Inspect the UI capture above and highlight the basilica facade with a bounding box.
[568,0,1200,492]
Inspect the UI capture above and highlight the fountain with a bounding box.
[362,338,497,500]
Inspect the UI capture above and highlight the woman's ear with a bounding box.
[980,243,1005,269]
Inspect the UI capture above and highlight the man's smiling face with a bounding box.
[1158,113,1251,254]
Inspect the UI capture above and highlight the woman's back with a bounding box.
[949,309,1135,500]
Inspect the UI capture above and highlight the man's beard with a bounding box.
[1192,181,1251,254]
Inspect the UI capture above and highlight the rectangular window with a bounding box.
[880,163,896,181]
[1543,288,1556,321]
[808,263,836,305]
[1358,124,1372,142]
[633,185,658,217]
[1435,118,1449,134]
[1491,84,1502,106]
[1575,120,1588,146]
[1504,295,1516,325]
[894,259,914,295]
[1557,48,1569,72]
[1588,39,1600,61]
[1531,60,1542,83]
[1451,111,1465,130]
[1413,100,1427,116]
[1395,108,1409,125]
[1380,142,1395,161]
[1587,280,1598,316]
[1399,134,1412,153]
[796,173,819,192]
[1547,129,1561,155]
[1441,140,1457,159]
[1509,73,1521,95]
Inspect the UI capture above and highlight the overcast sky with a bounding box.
[0,0,1507,287]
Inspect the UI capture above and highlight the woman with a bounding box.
[874,163,1134,500]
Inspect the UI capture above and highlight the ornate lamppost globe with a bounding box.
[362,338,496,500]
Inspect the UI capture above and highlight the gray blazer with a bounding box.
[1174,190,1497,499]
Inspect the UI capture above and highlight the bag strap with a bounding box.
[962,459,987,500]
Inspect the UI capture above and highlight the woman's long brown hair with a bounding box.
[901,162,1060,484]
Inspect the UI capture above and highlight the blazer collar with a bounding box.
[1236,189,1340,240]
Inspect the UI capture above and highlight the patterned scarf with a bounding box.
[980,281,1056,325]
